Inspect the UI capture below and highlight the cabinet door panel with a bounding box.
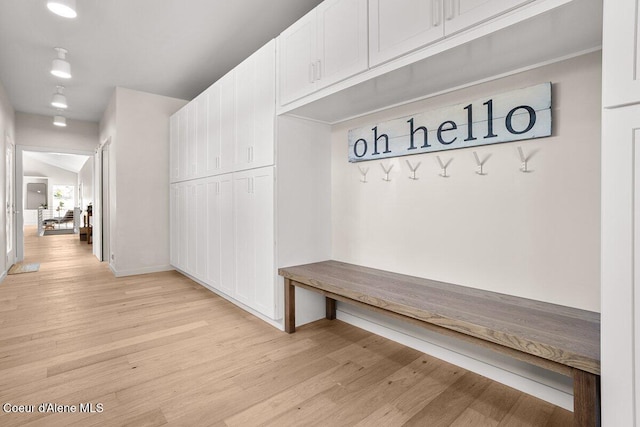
[207,83,222,176]
[178,108,188,182]
[220,72,236,175]
[219,175,235,296]
[194,180,207,280]
[233,167,275,318]
[195,93,209,178]
[185,182,197,275]
[169,114,179,183]
[318,0,369,84]
[187,102,198,179]
[235,40,275,172]
[169,183,178,267]
[177,183,188,272]
[603,0,640,108]
[279,10,317,105]
[369,0,444,66]
[444,0,532,35]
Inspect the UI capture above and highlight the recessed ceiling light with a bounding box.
[47,0,77,18]
[53,114,67,127]
[51,47,71,79]
[51,86,67,109]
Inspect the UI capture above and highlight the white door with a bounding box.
[317,0,369,86]
[278,9,318,105]
[5,137,15,268]
[444,0,532,35]
[101,143,110,264]
[234,167,275,318]
[369,0,445,66]
[234,40,276,172]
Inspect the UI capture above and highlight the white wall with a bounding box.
[100,87,187,277]
[332,52,601,312]
[329,52,601,409]
[16,112,98,153]
[0,80,16,277]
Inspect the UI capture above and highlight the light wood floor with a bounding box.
[0,227,572,426]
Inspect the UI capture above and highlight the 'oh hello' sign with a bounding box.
[348,83,551,162]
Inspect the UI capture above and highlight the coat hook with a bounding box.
[517,147,532,173]
[380,163,394,182]
[473,151,488,176]
[358,166,369,183]
[406,160,421,180]
[436,156,451,178]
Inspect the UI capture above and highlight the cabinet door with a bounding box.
[234,167,275,318]
[317,0,369,84]
[177,182,188,272]
[187,102,198,179]
[369,0,444,66]
[235,40,275,172]
[169,113,179,183]
[194,179,207,281]
[185,181,197,275]
[278,9,317,105]
[195,92,209,179]
[169,183,178,267]
[444,0,532,35]
[206,83,222,176]
[218,175,235,296]
[603,0,640,108]
[219,71,236,175]
[178,107,188,182]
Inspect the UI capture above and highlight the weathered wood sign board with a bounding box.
[348,82,552,162]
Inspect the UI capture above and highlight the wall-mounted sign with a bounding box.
[348,82,551,163]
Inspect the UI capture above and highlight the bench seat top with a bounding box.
[279,260,600,375]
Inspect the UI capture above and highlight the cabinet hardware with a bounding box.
[309,62,315,83]
[445,0,455,21]
[249,146,254,163]
[432,0,441,27]
[315,60,322,80]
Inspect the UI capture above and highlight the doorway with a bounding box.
[15,146,94,262]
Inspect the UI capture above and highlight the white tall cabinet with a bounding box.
[170,39,331,324]
[602,0,640,425]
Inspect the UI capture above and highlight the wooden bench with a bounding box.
[279,260,600,427]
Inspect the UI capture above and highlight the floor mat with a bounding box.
[8,263,40,275]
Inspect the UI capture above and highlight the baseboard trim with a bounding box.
[111,264,174,278]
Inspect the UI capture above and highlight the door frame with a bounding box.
[15,145,94,262]
[6,135,15,268]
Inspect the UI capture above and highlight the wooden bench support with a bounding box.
[326,297,336,320]
[573,368,601,427]
[284,278,295,333]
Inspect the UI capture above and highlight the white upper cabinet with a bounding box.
[205,83,222,176]
[235,40,275,171]
[603,0,640,108]
[279,0,368,106]
[219,71,236,175]
[195,92,209,178]
[444,0,532,35]
[317,0,369,88]
[369,0,445,66]
[370,0,532,67]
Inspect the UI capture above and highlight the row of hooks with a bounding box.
[357,147,534,183]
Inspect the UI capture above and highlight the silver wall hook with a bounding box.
[473,151,488,176]
[357,166,369,183]
[436,156,451,178]
[406,160,421,180]
[517,147,532,173]
[380,163,394,182]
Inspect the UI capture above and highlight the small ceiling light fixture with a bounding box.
[47,0,77,18]
[51,47,71,79]
[51,86,67,109]
[53,112,67,127]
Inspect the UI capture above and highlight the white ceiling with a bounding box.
[23,151,90,173]
[0,0,323,123]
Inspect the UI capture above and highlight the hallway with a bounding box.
[0,228,572,426]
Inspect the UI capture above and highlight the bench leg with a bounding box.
[326,297,336,320]
[572,369,600,427]
[284,278,295,333]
